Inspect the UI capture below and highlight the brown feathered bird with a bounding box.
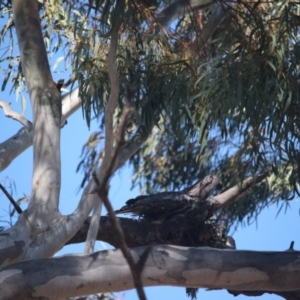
[115,174,220,221]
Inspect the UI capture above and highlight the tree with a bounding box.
[0,0,299,299]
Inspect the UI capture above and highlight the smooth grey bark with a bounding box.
[0,0,97,267]
[13,0,62,229]
[0,88,82,172]
[1,245,300,300]
[0,0,152,266]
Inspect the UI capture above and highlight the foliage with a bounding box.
[0,0,299,226]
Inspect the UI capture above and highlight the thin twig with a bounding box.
[93,101,147,300]
[0,183,23,214]
[287,241,295,251]
[116,102,156,170]
[0,100,33,131]
[85,13,148,300]
[99,105,133,186]
[94,186,148,300]
[84,20,121,255]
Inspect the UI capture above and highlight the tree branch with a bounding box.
[116,112,155,170]
[0,171,267,268]
[0,0,79,265]
[92,93,146,298]
[0,88,81,172]
[84,20,121,254]
[189,2,232,56]
[210,173,269,210]
[96,192,148,300]
[104,24,120,159]
[1,245,300,300]
[0,100,33,131]
[155,0,217,30]
[66,215,223,248]
[67,173,267,251]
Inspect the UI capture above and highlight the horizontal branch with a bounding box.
[1,245,300,300]
[0,88,81,172]
[66,216,162,248]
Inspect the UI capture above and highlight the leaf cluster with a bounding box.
[0,0,299,225]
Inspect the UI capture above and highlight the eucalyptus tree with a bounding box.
[0,0,299,299]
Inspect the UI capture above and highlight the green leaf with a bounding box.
[52,56,65,70]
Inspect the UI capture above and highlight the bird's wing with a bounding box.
[114,193,193,219]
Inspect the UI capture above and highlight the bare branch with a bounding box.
[84,21,121,254]
[1,245,300,300]
[61,88,82,123]
[0,127,32,172]
[0,88,81,172]
[96,191,148,300]
[116,115,155,170]
[66,215,228,248]
[0,100,33,131]
[92,99,146,298]
[210,173,269,210]
[105,24,120,158]
[66,217,151,248]
[287,241,295,251]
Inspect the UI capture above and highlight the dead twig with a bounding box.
[94,183,149,300]
[92,98,146,300]
[0,183,23,214]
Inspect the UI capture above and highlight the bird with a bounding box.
[114,174,220,221]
